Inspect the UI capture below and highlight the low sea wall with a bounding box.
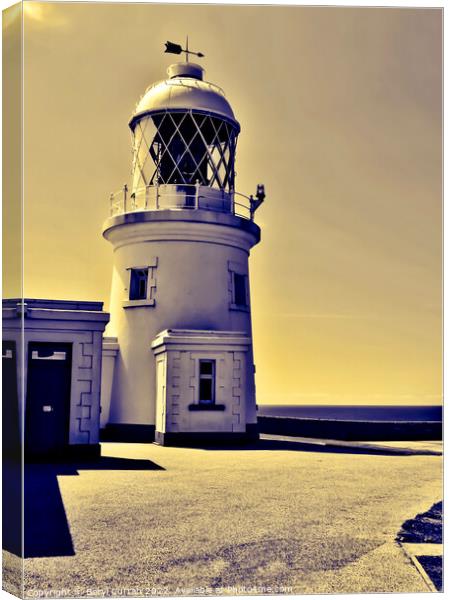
[257,416,442,441]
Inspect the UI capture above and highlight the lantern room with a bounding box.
[117,62,242,215]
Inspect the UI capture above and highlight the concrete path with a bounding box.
[19,439,442,597]
[396,500,443,591]
[261,433,442,455]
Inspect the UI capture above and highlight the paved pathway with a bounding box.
[397,501,443,591]
[17,439,442,597]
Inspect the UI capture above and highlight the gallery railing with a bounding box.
[109,183,255,221]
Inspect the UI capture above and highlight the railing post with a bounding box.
[195,179,200,209]
[155,182,160,209]
[110,193,114,216]
[145,184,149,209]
[123,184,128,213]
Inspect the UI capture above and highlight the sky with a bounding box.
[6,1,442,405]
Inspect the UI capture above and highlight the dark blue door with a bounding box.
[2,341,20,457]
[3,340,22,555]
[25,342,72,457]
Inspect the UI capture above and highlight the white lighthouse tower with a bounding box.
[101,48,265,445]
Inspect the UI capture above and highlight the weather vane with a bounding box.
[164,37,205,62]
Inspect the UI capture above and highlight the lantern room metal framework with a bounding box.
[131,110,238,192]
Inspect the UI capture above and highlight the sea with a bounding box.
[258,405,443,422]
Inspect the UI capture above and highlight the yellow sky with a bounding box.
[11,2,442,405]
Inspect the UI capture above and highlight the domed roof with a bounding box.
[129,63,239,130]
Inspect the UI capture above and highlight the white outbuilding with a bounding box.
[101,59,265,445]
[3,299,109,458]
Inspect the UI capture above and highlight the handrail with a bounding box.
[109,183,256,221]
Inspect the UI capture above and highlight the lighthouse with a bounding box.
[101,46,265,445]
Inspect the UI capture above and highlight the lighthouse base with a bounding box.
[100,423,155,443]
[154,425,259,447]
[151,328,258,445]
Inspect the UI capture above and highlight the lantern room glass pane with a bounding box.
[131,117,158,191]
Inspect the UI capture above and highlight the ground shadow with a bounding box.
[397,501,443,543]
[3,459,22,557]
[196,437,441,456]
[22,456,164,559]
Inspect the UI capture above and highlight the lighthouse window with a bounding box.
[129,268,148,300]
[198,360,215,404]
[233,273,247,307]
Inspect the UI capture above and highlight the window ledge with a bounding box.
[188,404,226,411]
[229,303,250,312]
[122,299,155,309]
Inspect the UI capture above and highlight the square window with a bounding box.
[200,361,214,375]
[129,268,148,300]
[233,272,247,307]
[198,359,215,404]
[199,378,213,402]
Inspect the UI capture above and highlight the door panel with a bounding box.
[2,340,22,555]
[2,341,20,457]
[155,358,166,433]
[25,342,72,457]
